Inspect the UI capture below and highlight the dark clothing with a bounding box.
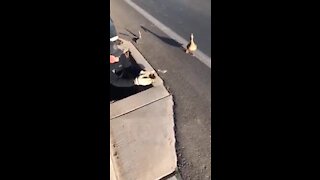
[110,18,122,57]
[110,18,117,40]
[110,54,142,87]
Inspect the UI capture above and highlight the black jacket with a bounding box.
[110,18,117,40]
[110,55,141,87]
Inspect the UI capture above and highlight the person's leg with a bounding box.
[110,84,125,101]
[130,64,143,77]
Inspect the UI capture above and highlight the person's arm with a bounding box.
[119,56,143,77]
[120,55,133,68]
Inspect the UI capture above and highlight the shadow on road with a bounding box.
[125,28,138,37]
[140,25,184,49]
[118,32,131,38]
[125,28,140,43]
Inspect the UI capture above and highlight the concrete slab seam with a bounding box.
[110,94,171,120]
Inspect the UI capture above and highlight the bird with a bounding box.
[185,33,197,55]
[133,30,142,43]
[138,30,142,39]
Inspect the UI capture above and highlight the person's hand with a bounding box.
[134,74,154,86]
[110,55,119,63]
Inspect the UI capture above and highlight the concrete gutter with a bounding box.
[110,39,179,180]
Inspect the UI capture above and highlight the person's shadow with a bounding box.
[110,84,153,102]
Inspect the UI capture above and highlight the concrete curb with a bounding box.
[110,39,178,180]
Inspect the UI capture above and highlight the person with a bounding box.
[110,48,154,87]
[109,46,154,101]
[109,18,153,87]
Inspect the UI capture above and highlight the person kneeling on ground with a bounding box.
[110,45,154,87]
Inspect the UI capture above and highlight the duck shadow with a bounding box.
[125,28,140,43]
[118,32,130,38]
[140,25,184,49]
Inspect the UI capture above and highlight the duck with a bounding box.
[185,33,197,55]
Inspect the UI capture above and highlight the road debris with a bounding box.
[157,69,168,74]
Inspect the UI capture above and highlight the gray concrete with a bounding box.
[110,155,117,180]
[110,40,177,180]
[111,96,176,180]
[111,0,211,179]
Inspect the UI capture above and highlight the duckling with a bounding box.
[185,33,197,55]
[138,30,142,39]
[133,30,142,43]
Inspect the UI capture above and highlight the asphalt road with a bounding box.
[111,0,211,179]
[131,0,211,57]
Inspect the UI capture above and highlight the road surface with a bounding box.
[131,0,211,57]
[110,0,211,179]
